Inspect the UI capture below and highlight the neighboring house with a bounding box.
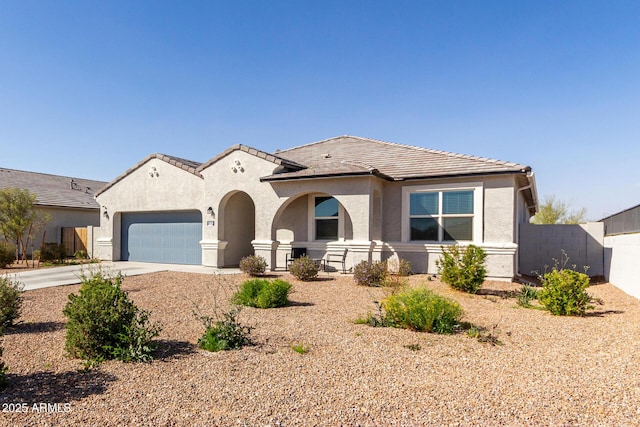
[94,135,538,279]
[0,167,106,256]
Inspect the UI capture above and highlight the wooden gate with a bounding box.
[62,227,88,257]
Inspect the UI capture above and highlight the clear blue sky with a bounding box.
[1,1,638,220]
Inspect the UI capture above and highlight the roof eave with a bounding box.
[393,167,532,182]
[260,170,393,182]
[35,203,99,210]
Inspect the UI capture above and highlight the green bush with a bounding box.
[382,288,463,334]
[0,275,23,329]
[436,245,487,293]
[0,241,15,268]
[239,255,267,276]
[63,269,162,362]
[517,284,539,308]
[538,268,593,316]
[289,256,320,281]
[198,308,252,352]
[40,242,66,263]
[232,278,292,308]
[353,260,388,287]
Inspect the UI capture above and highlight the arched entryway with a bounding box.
[219,191,256,267]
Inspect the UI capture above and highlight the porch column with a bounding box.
[96,238,113,261]
[200,240,227,267]
[348,240,376,269]
[252,240,279,271]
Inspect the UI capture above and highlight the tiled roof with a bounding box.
[197,144,305,173]
[95,153,203,197]
[266,135,531,181]
[0,168,107,209]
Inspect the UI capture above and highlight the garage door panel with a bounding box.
[122,212,202,265]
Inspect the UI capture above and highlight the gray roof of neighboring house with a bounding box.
[0,167,107,209]
[264,135,531,181]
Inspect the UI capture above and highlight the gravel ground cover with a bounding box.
[1,269,640,426]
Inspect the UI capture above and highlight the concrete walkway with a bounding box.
[7,262,241,291]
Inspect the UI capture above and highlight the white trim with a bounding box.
[97,238,113,247]
[378,241,517,255]
[401,182,483,243]
[251,240,279,251]
[200,240,227,250]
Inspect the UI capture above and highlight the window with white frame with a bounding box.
[314,196,339,240]
[403,184,482,242]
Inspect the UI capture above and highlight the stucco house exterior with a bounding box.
[93,136,538,279]
[0,167,106,256]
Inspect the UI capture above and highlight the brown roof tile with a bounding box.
[197,144,305,173]
[268,135,530,181]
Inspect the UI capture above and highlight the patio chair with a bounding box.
[324,248,348,274]
[285,247,307,270]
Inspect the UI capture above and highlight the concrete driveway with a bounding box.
[7,262,240,291]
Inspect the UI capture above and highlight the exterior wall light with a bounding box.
[207,206,213,215]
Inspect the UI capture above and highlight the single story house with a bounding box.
[0,167,106,256]
[93,135,538,279]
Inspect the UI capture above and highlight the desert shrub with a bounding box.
[0,242,15,268]
[40,243,66,263]
[63,268,162,362]
[386,258,412,276]
[436,245,486,293]
[396,259,412,277]
[517,284,539,308]
[198,308,252,352]
[0,275,23,329]
[289,256,320,281]
[382,288,463,334]
[538,268,593,316]
[232,278,292,308]
[239,255,267,276]
[353,260,388,287]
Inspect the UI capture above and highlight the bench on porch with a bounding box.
[324,248,348,274]
[285,247,307,271]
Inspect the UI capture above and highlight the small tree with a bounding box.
[531,195,586,224]
[0,188,50,263]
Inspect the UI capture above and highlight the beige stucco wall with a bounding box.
[379,175,522,278]
[16,206,99,256]
[94,157,205,260]
[483,176,516,243]
[222,191,255,266]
